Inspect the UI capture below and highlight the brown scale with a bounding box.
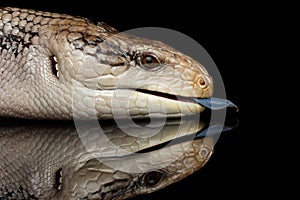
[0,7,118,58]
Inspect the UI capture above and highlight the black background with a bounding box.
[0,1,263,199]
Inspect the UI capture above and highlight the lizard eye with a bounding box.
[138,53,161,70]
[141,171,164,187]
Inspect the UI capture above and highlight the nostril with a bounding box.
[198,77,206,88]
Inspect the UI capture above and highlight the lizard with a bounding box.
[0,7,217,120]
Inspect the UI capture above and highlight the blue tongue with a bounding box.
[194,97,239,111]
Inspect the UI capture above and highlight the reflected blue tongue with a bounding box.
[194,97,239,111]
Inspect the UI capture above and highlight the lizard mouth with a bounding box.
[136,89,238,111]
[136,89,195,103]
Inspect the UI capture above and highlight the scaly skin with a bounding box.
[0,7,213,119]
[0,119,213,199]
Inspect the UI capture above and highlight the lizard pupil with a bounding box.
[145,56,154,64]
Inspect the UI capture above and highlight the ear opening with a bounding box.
[50,55,59,79]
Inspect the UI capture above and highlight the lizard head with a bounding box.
[48,22,213,119]
[57,136,214,199]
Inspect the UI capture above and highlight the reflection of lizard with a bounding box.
[0,119,213,199]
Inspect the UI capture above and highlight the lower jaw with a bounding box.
[102,99,205,119]
[73,89,205,119]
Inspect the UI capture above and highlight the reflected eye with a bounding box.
[138,53,161,70]
[142,171,163,187]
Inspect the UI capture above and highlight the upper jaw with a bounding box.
[136,77,213,98]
